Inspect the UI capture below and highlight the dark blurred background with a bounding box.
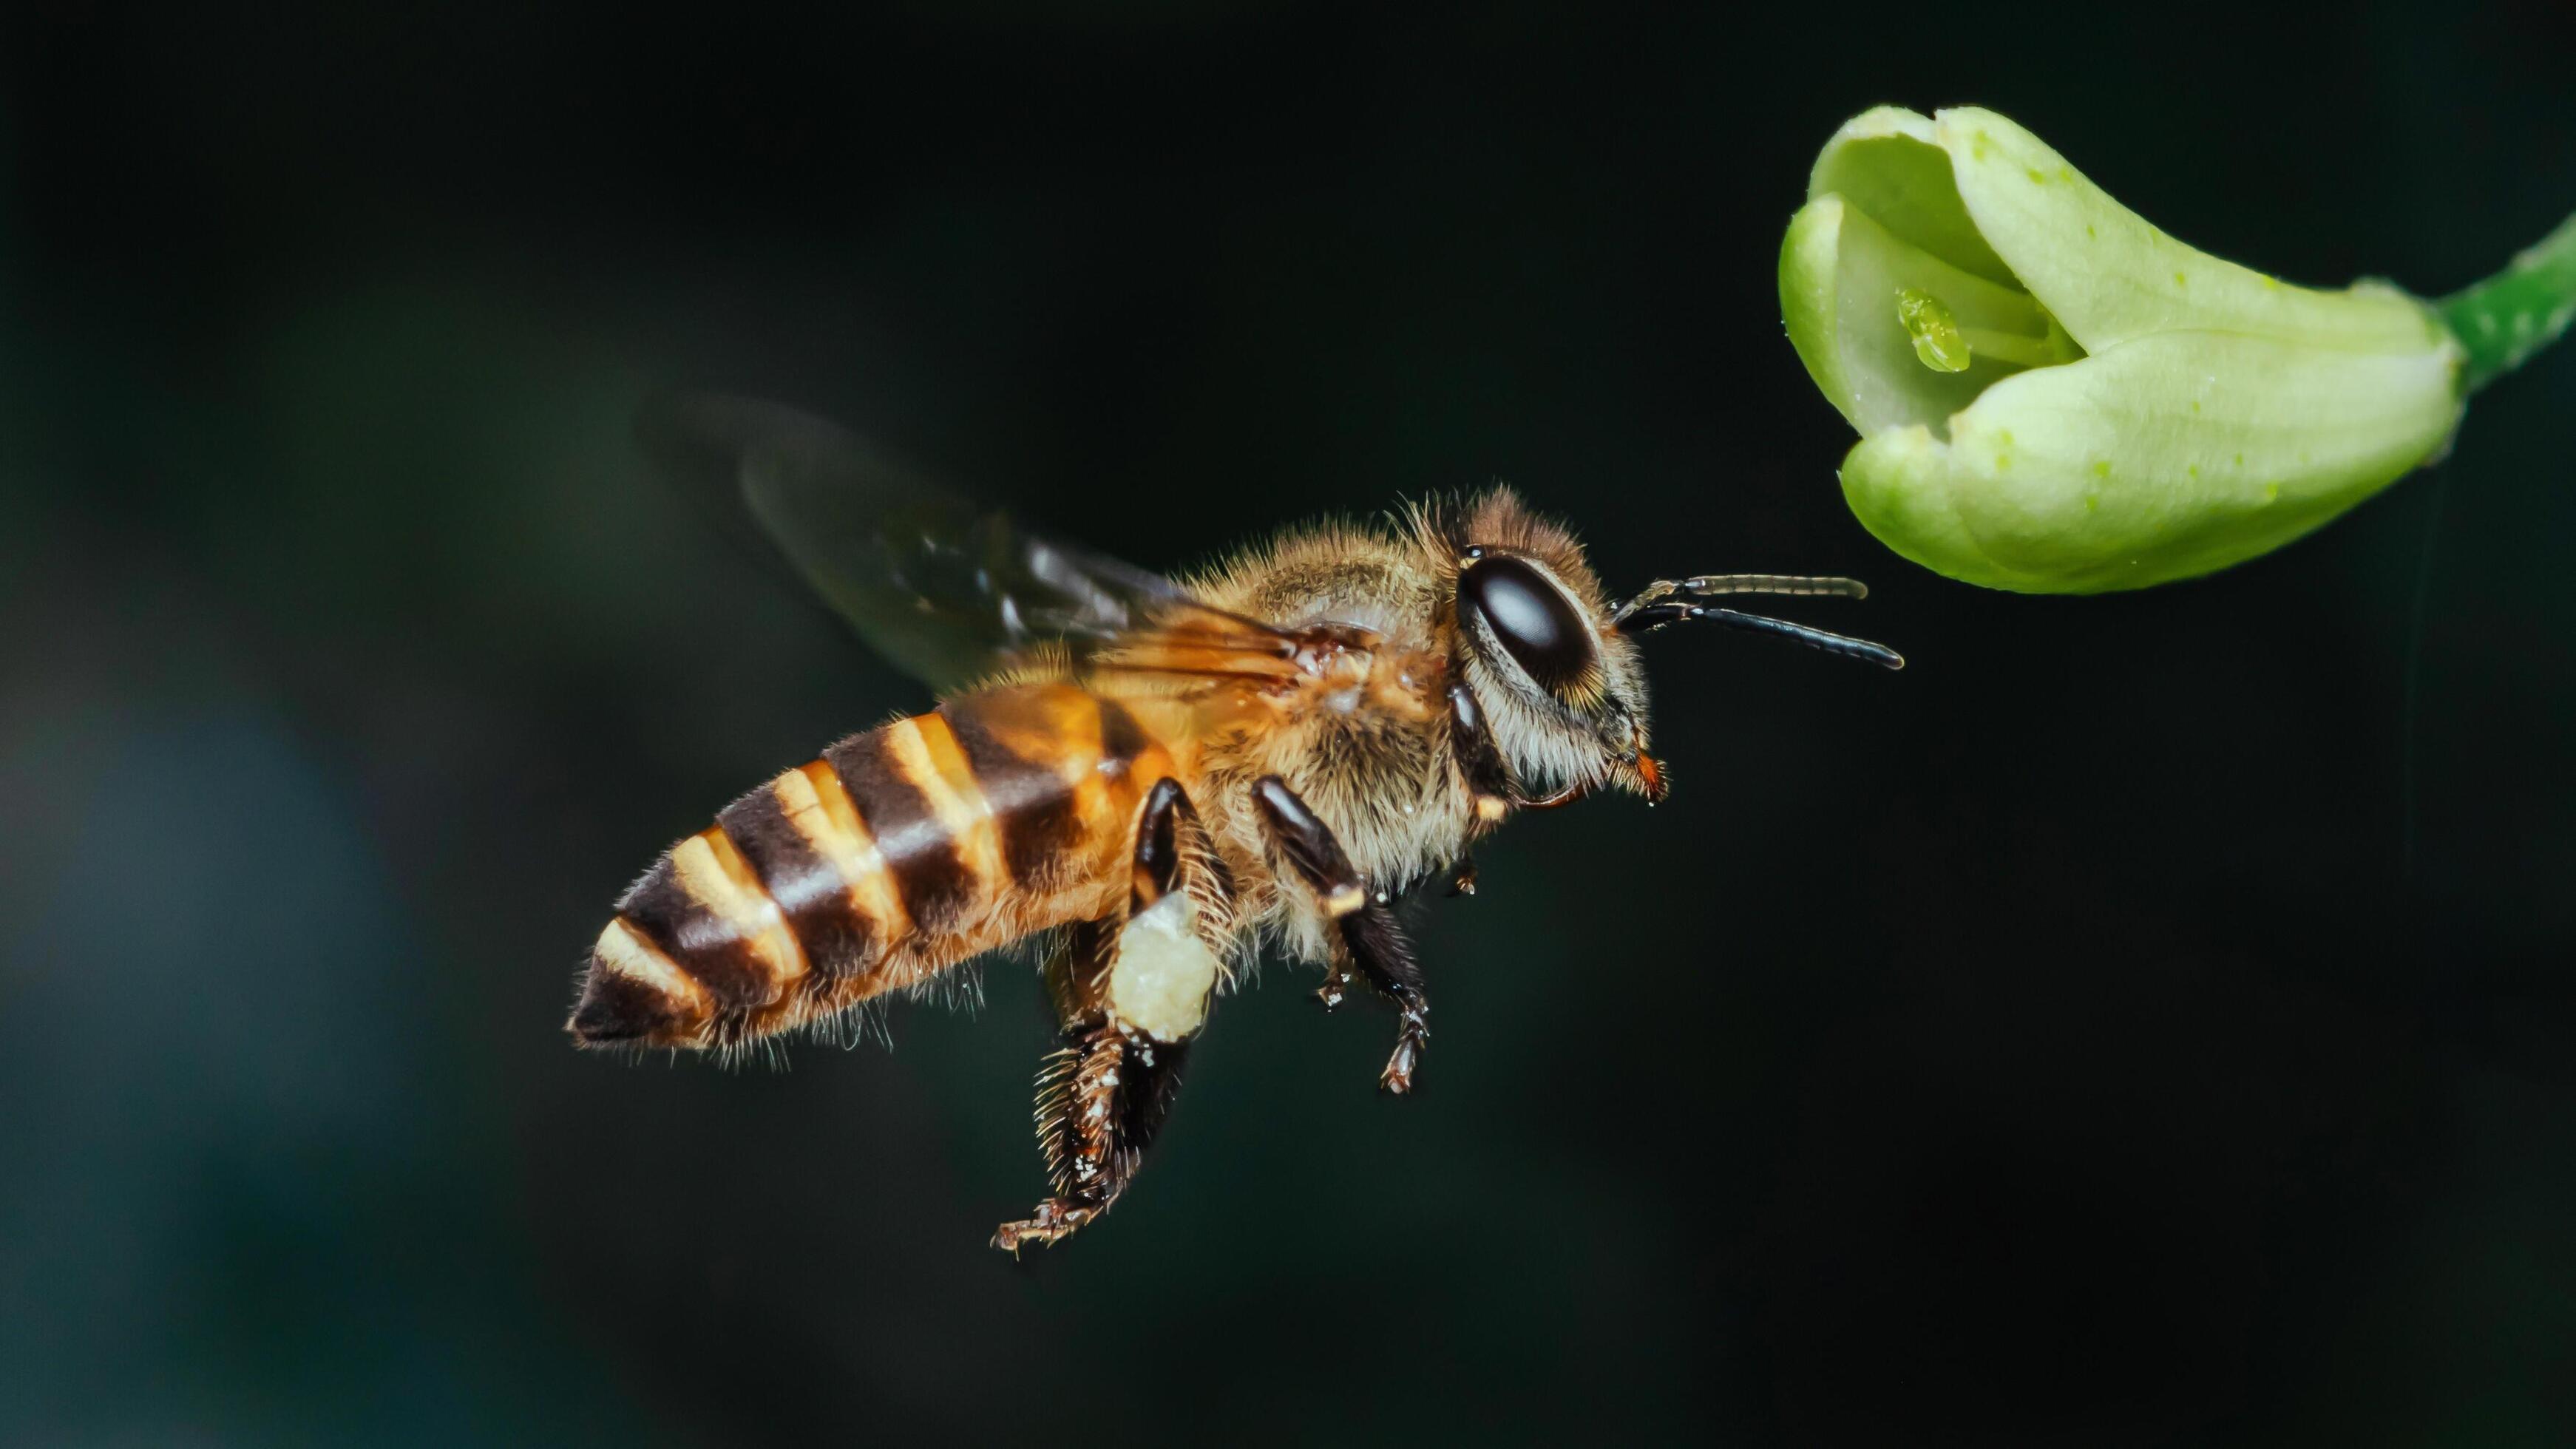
[4,3,2573,1444]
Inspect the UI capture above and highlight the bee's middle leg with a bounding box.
[1252,776,1431,1095]
[992,779,1221,1253]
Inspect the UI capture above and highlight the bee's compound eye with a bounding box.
[1459,554,1594,693]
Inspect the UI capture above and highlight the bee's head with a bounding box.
[1414,489,1902,810]
[1415,489,1665,805]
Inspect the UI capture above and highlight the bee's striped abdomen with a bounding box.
[569,684,1173,1048]
[715,760,899,992]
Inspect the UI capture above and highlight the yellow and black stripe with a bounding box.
[569,684,1173,1048]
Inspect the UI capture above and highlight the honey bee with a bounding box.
[570,396,1901,1251]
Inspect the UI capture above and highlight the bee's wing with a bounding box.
[640,393,1304,693]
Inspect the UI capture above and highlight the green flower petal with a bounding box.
[1838,330,2464,591]
[1807,106,2016,287]
[1931,106,2447,356]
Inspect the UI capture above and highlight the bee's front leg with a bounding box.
[1440,682,1508,902]
[994,779,1222,1254]
[1252,776,1431,1096]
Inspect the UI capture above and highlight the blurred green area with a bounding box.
[2,4,2573,1445]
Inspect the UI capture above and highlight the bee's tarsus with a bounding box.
[1380,1033,1421,1095]
[1316,962,1355,1011]
[991,1198,1098,1254]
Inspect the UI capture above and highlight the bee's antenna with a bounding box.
[1609,574,1868,630]
[1672,574,1869,600]
[1619,602,1904,670]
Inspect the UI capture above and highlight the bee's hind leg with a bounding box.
[992,973,1191,1253]
[1252,776,1431,1096]
[992,779,1225,1254]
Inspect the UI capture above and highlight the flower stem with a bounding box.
[2438,211,2576,393]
